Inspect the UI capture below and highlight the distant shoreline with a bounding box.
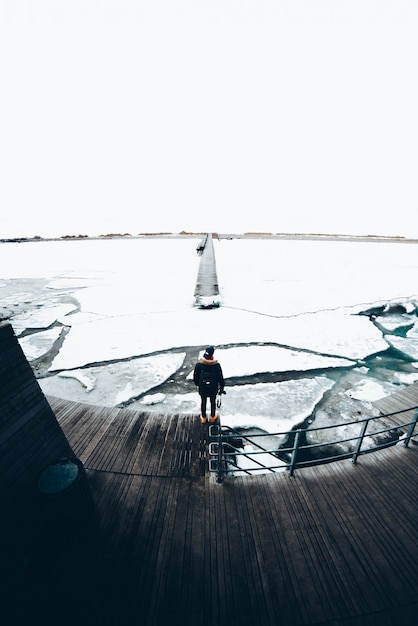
[1,231,418,244]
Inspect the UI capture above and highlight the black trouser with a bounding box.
[200,392,216,418]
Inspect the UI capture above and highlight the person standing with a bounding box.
[193,346,225,424]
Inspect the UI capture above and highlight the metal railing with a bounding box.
[208,406,418,483]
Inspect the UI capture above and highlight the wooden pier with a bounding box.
[194,233,221,307]
[2,319,418,625]
[5,394,417,625]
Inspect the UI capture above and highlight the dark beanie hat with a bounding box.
[204,345,214,358]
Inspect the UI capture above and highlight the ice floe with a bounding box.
[18,327,64,362]
[39,353,186,407]
[189,345,354,378]
[219,377,335,432]
[12,302,77,335]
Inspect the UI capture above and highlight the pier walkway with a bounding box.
[194,233,221,307]
[25,391,418,625]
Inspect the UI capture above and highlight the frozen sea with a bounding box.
[2,235,418,446]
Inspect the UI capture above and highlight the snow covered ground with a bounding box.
[2,236,418,445]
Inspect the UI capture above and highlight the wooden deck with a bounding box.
[6,388,417,626]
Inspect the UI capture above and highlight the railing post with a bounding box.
[352,420,368,464]
[404,408,418,448]
[214,425,224,483]
[288,429,301,477]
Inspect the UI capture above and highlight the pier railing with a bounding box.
[208,406,418,483]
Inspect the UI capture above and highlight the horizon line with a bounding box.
[1,231,417,244]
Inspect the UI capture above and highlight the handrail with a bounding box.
[209,406,418,483]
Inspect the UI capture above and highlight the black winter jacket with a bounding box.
[193,357,225,394]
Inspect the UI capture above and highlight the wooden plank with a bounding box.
[336,449,418,597]
[220,477,268,625]
[208,480,234,625]
[185,478,207,625]
[255,474,302,623]
[282,475,338,624]
[116,412,149,474]
[157,478,195,620]
[312,463,394,614]
[240,476,285,625]
[295,466,372,617]
[310,455,418,610]
[133,475,180,624]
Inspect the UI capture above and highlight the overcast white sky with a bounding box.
[1,1,418,238]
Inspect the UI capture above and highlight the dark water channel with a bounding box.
[226,302,418,470]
